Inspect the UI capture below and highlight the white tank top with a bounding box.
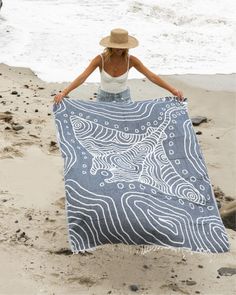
[100,54,129,93]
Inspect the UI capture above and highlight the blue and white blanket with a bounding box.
[53,97,229,254]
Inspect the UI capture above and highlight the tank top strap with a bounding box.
[100,54,104,71]
[127,54,130,71]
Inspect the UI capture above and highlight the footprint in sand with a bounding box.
[67,276,97,287]
[53,197,65,209]
[160,282,190,294]
[0,146,24,159]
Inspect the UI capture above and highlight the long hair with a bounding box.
[103,47,129,63]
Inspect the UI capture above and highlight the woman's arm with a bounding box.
[54,55,101,104]
[130,55,184,100]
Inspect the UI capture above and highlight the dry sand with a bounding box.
[0,63,235,295]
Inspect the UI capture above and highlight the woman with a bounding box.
[54,28,184,104]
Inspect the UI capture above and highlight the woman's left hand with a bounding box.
[171,88,184,101]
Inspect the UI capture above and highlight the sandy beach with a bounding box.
[0,63,235,295]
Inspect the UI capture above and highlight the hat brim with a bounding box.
[99,35,139,49]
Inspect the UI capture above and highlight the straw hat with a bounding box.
[99,28,139,49]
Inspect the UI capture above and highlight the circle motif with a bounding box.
[189,203,194,209]
[179,199,184,205]
[117,183,124,189]
[200,185,205,191]
[207,206,214,211]
[101,171,109,176]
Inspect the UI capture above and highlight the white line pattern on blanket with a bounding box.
[53,97,229,253]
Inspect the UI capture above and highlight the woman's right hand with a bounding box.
[54,92,66,104]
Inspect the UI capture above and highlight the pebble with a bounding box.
[11,91,18,95]
[53,248,73,255]
[186,280,197,286]
[12,125,24,131]
[196,131,202,135]
[217,267,236,276]
[191,116,207,126]
[198,265,203,268]
[129,284,139,292]
[50,141,57,147]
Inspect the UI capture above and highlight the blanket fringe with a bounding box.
[71,243,222,256]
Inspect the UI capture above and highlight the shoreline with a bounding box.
[0,63,235,295]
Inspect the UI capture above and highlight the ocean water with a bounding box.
[0,0,235,83]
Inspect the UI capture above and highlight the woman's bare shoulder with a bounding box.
[129,55,142,66]
[93,54,103,63]
[87,54,102,68]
